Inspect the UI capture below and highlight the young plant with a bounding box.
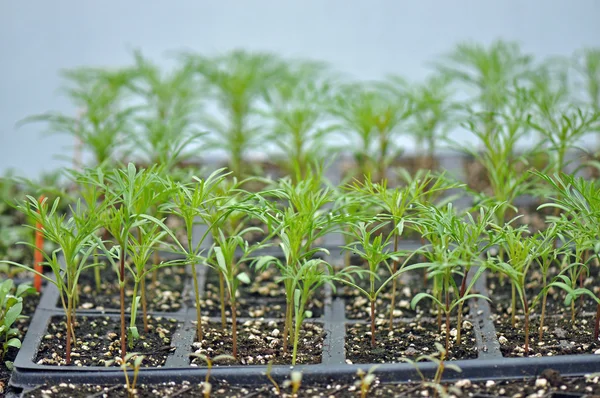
[490,224,538,355]
[20,67,135,167]
[105,353,145,398]
[572,48,600,113]
[406,74,458,168]
[144,169,230,342]
[3,197,102,364]
[188,354,235,398]
[250,171,339,356]
[127,51,204,170]
[355,366,379,398]
[340,220,426,347]
[208,228,261,359]
[330,81,412,182]
[80,163,165,359]
[185,50,287,178]
[413,203,495,351]
[262,63,335,182]
[399,342,462,398]
[0,280,36,369]
[351,171,455,328]
[435,40,532,134]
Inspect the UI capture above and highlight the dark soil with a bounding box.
[191,320,324,366]
[204,266,325,319]
[35,315,179,367]
[496,315,600,357]
[67,264,186,312]
[24,372,600,397]
[345,319,477,363]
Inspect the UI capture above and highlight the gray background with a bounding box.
[1,0,599,177]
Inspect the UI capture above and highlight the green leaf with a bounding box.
[4,301,22,328]
[237,272,251,284]
[6,338,21,349]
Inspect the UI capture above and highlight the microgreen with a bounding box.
[0,280,36,370]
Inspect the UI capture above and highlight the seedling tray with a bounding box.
[10,154,600,392]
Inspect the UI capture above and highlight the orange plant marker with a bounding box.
[33,195,45,292]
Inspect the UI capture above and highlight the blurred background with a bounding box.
[1,0,599,177]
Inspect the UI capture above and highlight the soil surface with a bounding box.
[66,264,186,313]
[35,315,179,367]
[22,373,600,397]
[345,319,477,363]
[191,320,325,366]
[203,266,325,319]
[496,315,600,358]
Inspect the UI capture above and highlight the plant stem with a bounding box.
[141,275,149,332]
[231,299,237,359]
[456,267,469,345]
[370,298,376,347]
[283,299,293,354]
[93,248,101,292]
[511,282,516,328]
[292,297,307,365]
[388,232,399,330]
[191,262,203,341]
[119,250,127,360]
[66,295,73,365]
[219,273,226,329]
[594,303,600,340]
[539,281,548,341]
[523,297,530,357]
[445,287,450,353]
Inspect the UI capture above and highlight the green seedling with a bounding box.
[189,353,235,398]
[341,220,427,347]
[20,66,135,168]
[127,51,205,170]
[329,81,411,182]
[283,370,302,397]
[105,352,144,398]
[3,196,103,364]
[143,169,230,342]
[262,61,336,183]
[400,342,462,398]
[184,50,288,178]
[355,366,379,398]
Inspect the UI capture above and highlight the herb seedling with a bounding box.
[3,196,102,364]
[341,220,427,346]
[21,67,135,167]
[189,354,235,398]
[105,353,145,398]
[355,366,379,398]
[185,50,287,178]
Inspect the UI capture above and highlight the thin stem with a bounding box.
[445,287,450,353]
[370,298,376,347]
[523,298,530,357]
[66,295,73,365]
[388,232,399,330]
[141,275,149,333]
[231,299,237,359]
[93,248,101,292]
[219,273,226,329]
[511,282,516,328]
[282,298,292,355]
[191,263,203,341]
[119,249,127,360]
[594,303,600,340]
[539,287,548,341]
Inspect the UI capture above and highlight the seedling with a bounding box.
[184,50,288,178]
[250,171,339,356]
[572,48,600,113]
[189,353,235,398]
[406,74,458,168]
[283,371,302,397]
[262,61,336,182]
[127,51,204,170]
[329,81,411,182]
[3,196,102,364]
[400,342,462,398]
[341,220,427,347]
[21,67,135,167]
[143,169,231,342]
[105,353,144,398]
[355,366,379,398]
